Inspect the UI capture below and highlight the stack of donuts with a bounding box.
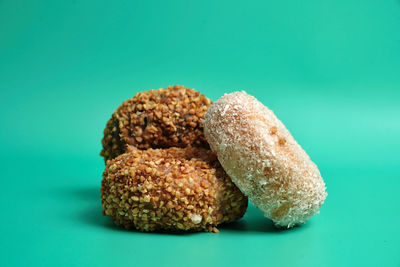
[100,85,327,232]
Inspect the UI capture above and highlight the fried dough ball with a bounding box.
[100,85,212,162]
[204,91,327,228]
[100,147,248,232]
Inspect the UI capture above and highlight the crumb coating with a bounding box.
[100,147,248,232]
[100,85,212,162]
[204,91,327,228]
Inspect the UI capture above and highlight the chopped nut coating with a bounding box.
[101,147,248,232]
[100,85,212,162]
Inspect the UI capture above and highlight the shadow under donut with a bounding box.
[64,186,303,234]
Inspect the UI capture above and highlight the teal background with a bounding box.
[1,0,399,266]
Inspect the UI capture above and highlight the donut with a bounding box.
[100,85,212,162]
[100,146,248,232]
[203,91,327,227]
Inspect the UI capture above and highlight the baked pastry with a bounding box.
[101,146,248,232]
[100,85,212,162]
[204,91,327,227]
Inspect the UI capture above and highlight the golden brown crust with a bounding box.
[100,147,248,232]
[100,85,212,162]
[101,116,126,161]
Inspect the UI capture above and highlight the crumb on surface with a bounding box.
[100,147,248,232]
[204,91,327,228]
[100,85,212,162]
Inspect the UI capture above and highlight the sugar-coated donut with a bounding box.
[100,85,212,162]
[204,91,327,227]
[101,146,248,232]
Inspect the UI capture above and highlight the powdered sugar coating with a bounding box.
[204,91,327,227]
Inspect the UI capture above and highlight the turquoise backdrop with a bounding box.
[1,0,399,266]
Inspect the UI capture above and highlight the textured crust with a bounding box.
[100,85,212,162]
[204,91,327,227]
[101,147,248,232]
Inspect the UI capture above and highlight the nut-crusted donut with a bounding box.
[100,85,212,162]
[101,146,248,232]
[204,91,327,228]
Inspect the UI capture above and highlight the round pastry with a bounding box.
[203,91,327,228]
[100,146,248,232]
[100,85,212,162]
